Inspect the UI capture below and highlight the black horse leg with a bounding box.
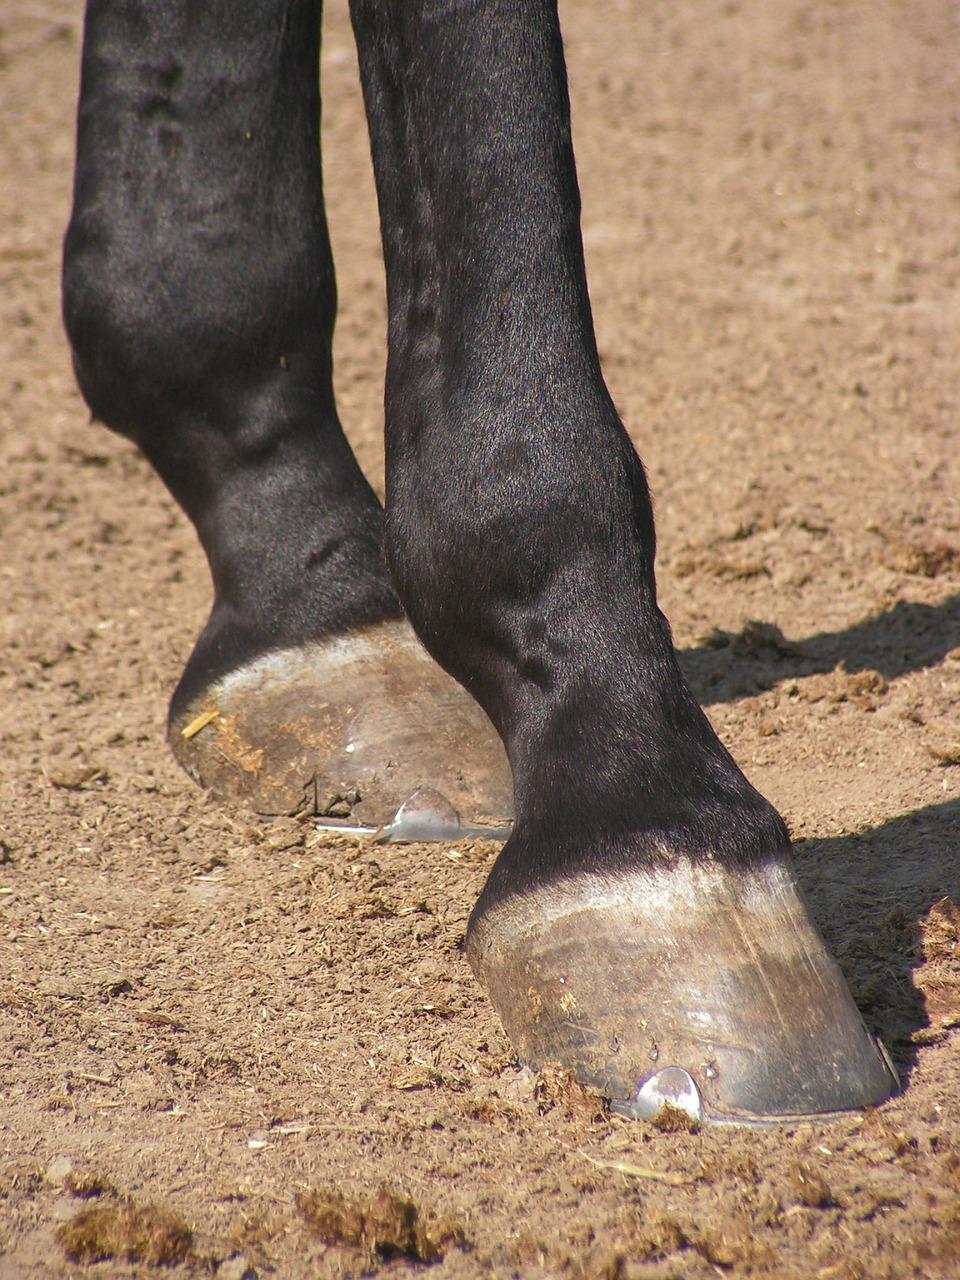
[63,0,511,823]
[350,0,895,1123]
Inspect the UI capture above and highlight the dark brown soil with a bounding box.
[2,2,960,1277]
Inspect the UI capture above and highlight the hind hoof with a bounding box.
[168,620,513,825]
[466,856,897,1126]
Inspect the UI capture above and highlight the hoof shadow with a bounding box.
[791,796,960,1089]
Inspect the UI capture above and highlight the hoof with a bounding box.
[168,620,513,825]
[466,858,898,1126]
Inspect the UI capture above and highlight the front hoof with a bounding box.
[168,620,513,825]
[466,858,897,1126]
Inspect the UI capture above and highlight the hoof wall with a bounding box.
[169,621,513,825]
[468,858,898,1126]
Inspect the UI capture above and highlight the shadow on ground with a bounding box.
[792,796,960,1085]
[680,594,960,706]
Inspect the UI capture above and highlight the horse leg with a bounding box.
[349,0,895,1122]
[63,0,511,824]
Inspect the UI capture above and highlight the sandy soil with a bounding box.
[3,1,960,1276]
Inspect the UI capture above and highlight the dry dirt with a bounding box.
[3,1,960,1276]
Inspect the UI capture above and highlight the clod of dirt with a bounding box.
[690,1211,772,1269]
[735,619,804,658]
[97,973,136,1001]
[388,1064,442,1091]
[444,837,501,864]
[878,536,960,578]
[65,1171,116,1199]
[649,1100,700,1133]
[789,1162,834,1208]
[921,901,960,961]
[699,1150,761,1186]
[133,1010,187,1032]
[295,1186,464,1263]
[698,619,803,659]
[297,1189,363,1249]
[700,626,735,650]
[940,1152,960,1191]
[332,891,397,920]
[62,1168,115,1199]
[57,1200,193,1265]
[45,761,106,790]
[534,1065,609,1127]
[461,1095,525,1125]
[629,1215,687,1262]
[675,553,771,581]
[914,898,960,1031]
[925,739,960,767]
[793,663,888,710]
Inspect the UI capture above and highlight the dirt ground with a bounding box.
[3,0,960,1276]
